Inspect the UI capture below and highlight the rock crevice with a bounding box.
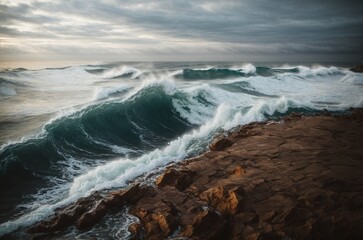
[27,109,363,239]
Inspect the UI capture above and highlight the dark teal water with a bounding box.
[0,62,362,238]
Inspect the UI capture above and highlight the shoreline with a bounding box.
[25,109,363,239]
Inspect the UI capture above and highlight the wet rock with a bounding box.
[27,214,73,234]
[27,193,103,233]
[75,200,108,229]
[128,222,142,240]
[283,112,302,121]
[105,184,154,208]
[236,124,261,138]
[27,185,153,234]
[350,64,363,73]
[320,108,331,116]
[27,109,363,239]
[209,137,233,151]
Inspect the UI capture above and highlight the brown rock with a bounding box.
[27,185,154,234]
[320,108,331,116]
[209,137,233,151]
[75,200,108,229]
[133,208,148,219]
[283,112,302,121]
[241,225,260,240]
[230,166,245,176]
[176,171,196,191]
[156,169,181,187]
[183,210,229,240]
[151,212,175,236]
[105,184,154,207]
[27,109,363,239]
[27,214,73,234]
[156,168,195,191]
[246,233,260,240]
[144,221,161,238]
[350,64,363,73]
[142,208,177,238]
[129,196,182,240]
[128,222,142,240]
[199,185,245,214]
[27,193,103,233]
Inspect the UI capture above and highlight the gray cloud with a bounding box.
[0,0,362,63]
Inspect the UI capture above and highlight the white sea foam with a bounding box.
[124,74,177,100]
[101,65,142,79]
[186,65,213,71]
[230,63,256,74]
[173,83,253,125]
[0,191,83,237]
[0,94,300,237]
[340,72,363,85]
[240,63,257,74]
[27,66,95,84]
[68,96,296,196]
[93,84,131,100]
[355,97,363,108]
[296,66,343,77]
[1,63,362,237]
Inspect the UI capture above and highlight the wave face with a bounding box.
[0,83,194,222]
[0,62,362,238]
[179,68,246,79]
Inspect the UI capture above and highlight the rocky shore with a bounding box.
[27,109,363,239]
[350,63,363,73]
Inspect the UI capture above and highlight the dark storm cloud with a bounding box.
[0,0,362,62]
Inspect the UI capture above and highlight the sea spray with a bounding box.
[69,97,296,196]
[101,65,142,79]
[1,62,362,238]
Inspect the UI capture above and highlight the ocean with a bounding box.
[0,62,362,238]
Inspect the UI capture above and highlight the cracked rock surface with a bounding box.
[28,109,363,240]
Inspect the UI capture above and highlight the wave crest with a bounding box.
[101,65,142,79]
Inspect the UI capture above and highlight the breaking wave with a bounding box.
[0,62,361,237]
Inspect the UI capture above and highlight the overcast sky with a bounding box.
[0,0,362,65]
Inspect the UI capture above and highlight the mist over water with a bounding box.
[0,62,362,238]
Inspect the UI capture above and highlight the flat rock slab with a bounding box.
[129,109,363,239]
[27,109,363,240]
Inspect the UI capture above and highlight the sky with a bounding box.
[0,0,362,66]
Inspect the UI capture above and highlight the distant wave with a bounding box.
[0,62,362,237]
[0,77,19,96]
[295,66,344,77]
[178,68,246,80]
[0,94,313,236]
[174,64,346,80]
[0,83,196,186]
[99,65,142,79]
[0,85,16,96]
[93,85,132,100]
